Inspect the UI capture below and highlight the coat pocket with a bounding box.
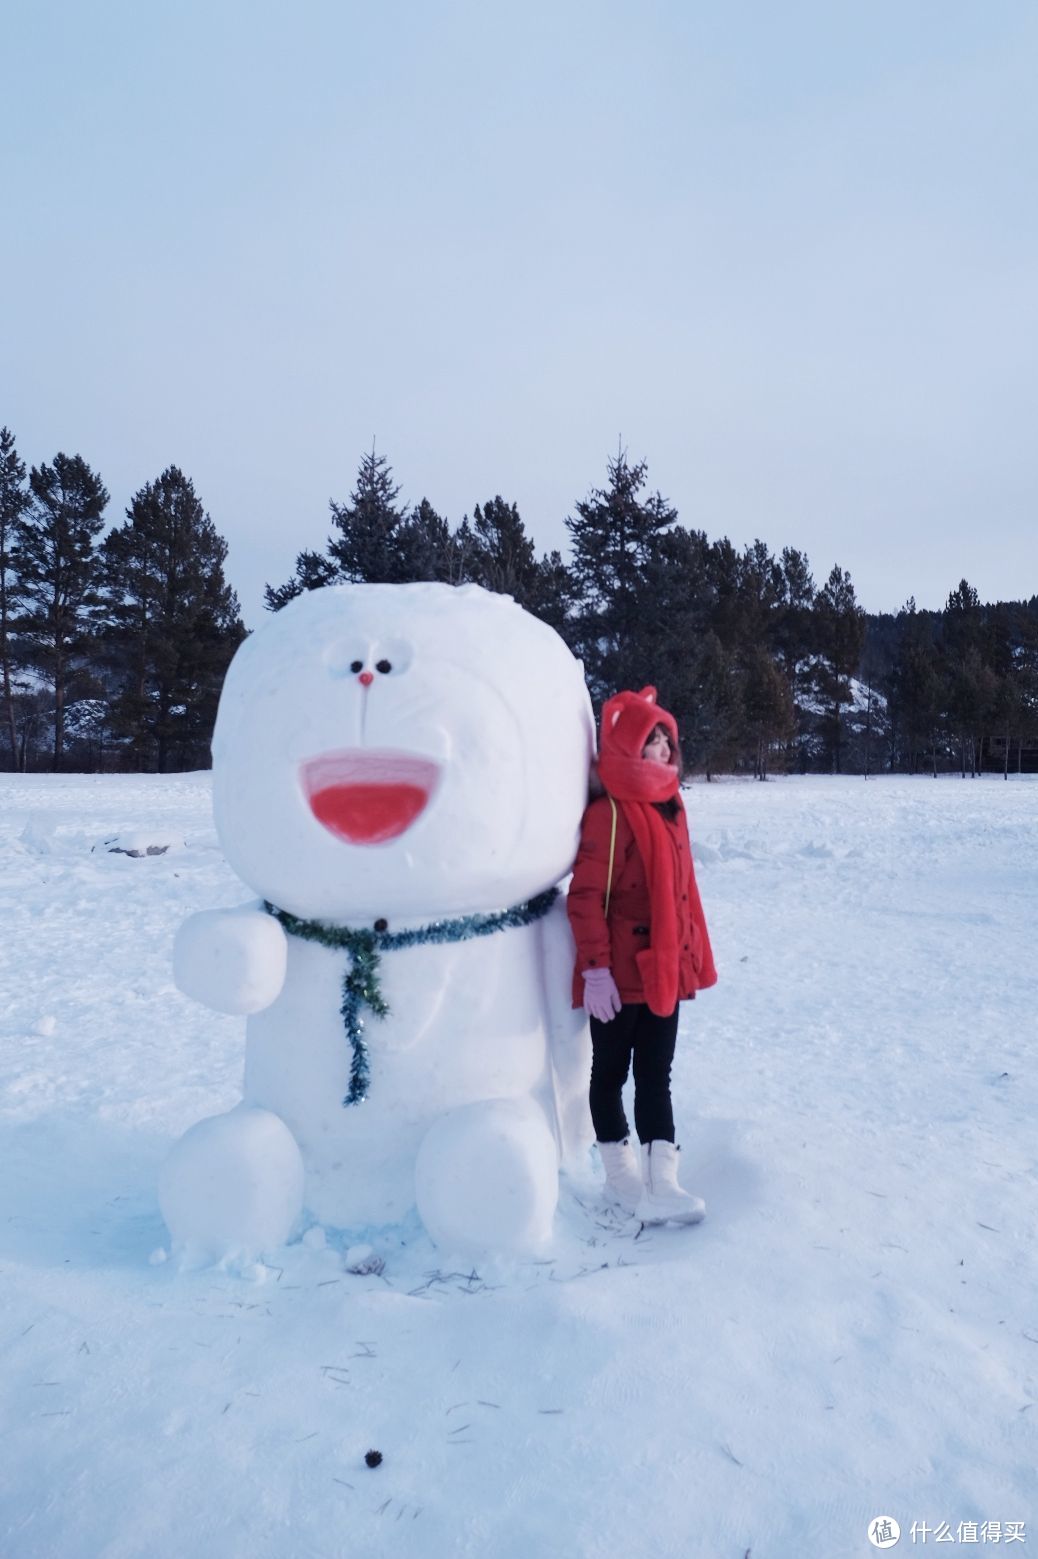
[635,946,679,1018]
[609,914,651,992]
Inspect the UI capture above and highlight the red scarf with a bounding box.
[597,690,683,1017]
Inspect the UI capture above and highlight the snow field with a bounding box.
[1,772,1035,1558]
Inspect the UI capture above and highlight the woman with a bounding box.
[567,686,717,1223]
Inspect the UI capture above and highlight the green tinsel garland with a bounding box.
[264,887,559,1107]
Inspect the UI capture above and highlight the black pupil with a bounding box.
[350,660,363,673]
[376,659,392,674]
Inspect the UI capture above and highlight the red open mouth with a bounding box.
[301,750,441,845]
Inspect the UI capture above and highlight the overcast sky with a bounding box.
[5,0,1037,626]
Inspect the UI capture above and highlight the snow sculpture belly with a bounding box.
[162,582,595,1263]
[245,926,553,1229]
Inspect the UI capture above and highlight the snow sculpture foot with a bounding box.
[159,1104,304,1265]
[414,1097,558,1255]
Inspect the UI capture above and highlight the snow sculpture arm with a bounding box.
[565,797,619,975]
[537,894,594,1168]
[173,904,288,1016]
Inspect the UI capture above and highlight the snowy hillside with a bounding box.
[1,773,1035,1558]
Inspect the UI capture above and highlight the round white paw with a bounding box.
[173,907,287,1015]
[415,1097,558,1255]
[158,1104,304,1264]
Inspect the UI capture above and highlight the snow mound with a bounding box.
[19,814,58,854]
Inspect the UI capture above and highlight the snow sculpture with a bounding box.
[162,582,596,1262]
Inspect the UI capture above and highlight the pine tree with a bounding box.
[738,539,785,650]
[265,449,442,608]
[442,516,479,585]
[395,499,454,583]
[684,630,742,779]
[99,466,244,770]
[946,646,996,779]
[633,525,715,741]
[14,453,109,768]
[991,603,1038,774]
[775,547,817,767]
[468,497,539,601]
[327,448,408,583]
[566,449,677,701]
[527,548,577,641]
[705,537,743,652]
[887,598,942,773]
[742,643,795,779]
[777,549,816,663]
[939,580,992,777]
[0,428,30,766]
[813,564,866,773]
[943,579,983,656]
[264,549,340,611]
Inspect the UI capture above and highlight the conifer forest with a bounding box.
[2,426,1036,776]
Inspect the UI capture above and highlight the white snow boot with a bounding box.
[637,1140,706,1225]
[597,1138,644,1214]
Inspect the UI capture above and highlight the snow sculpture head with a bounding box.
[212,583,595,921]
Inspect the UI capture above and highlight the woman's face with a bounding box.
[642,724,673,766]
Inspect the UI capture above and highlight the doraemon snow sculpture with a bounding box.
[161,582,596,1263]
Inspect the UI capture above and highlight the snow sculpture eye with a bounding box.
[369,638,412,675]
[323,640,371,678]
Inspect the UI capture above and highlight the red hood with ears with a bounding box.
[599,687,678,762]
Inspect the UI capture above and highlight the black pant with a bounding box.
[589,1002,679,1144]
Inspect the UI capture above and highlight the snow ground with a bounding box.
[1,772,1035,1559]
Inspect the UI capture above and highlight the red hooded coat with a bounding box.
[567,688,717,1012]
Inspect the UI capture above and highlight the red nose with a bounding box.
[358,671,374,687]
